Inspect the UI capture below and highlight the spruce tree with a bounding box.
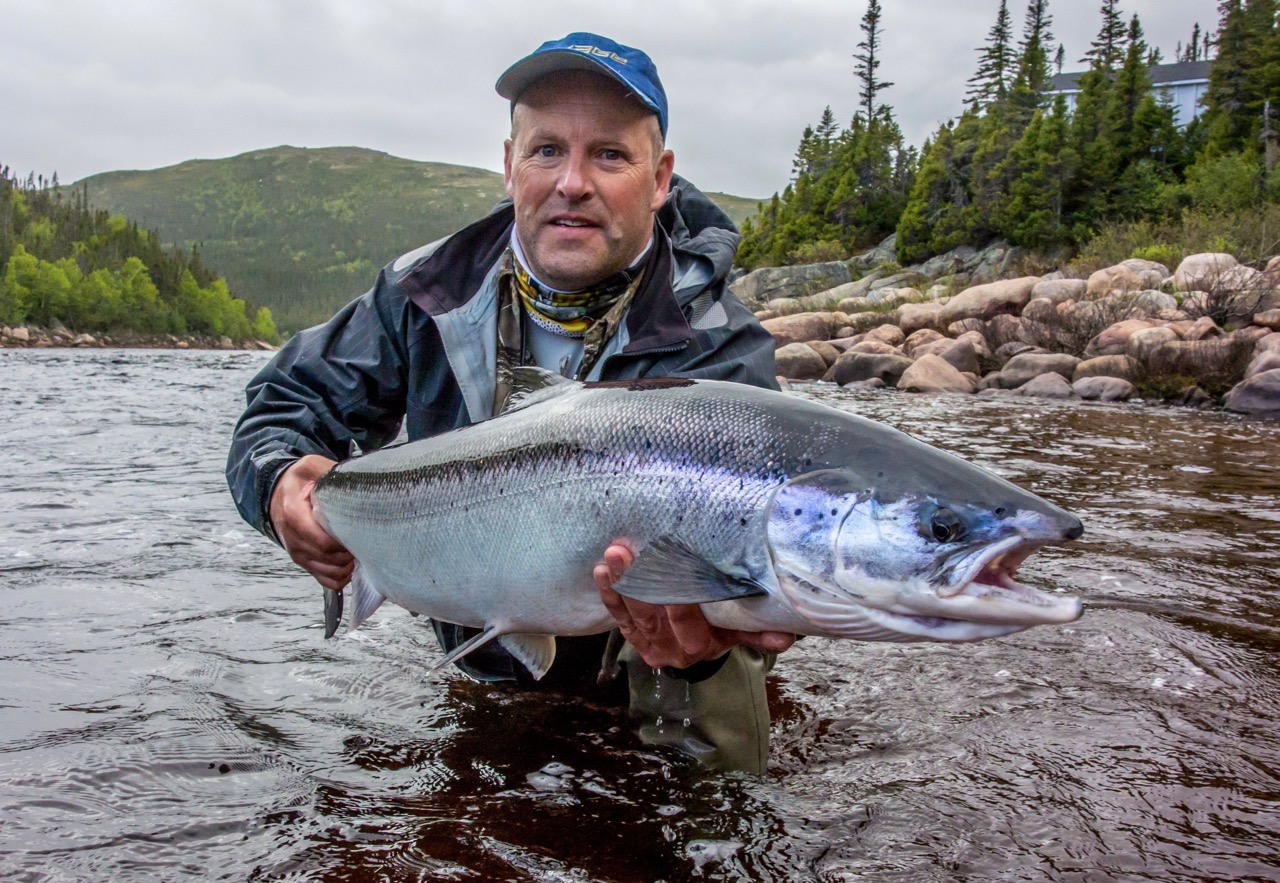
[966,0,1017,109]
[854,0,893,119]
[1008,0,1055,122]
[1080,0,1127,69]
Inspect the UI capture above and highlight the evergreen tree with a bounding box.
[966,0,1017,109]
[854,0,893,119]
[1080,0,1127,69]
[1008,0,1055,122]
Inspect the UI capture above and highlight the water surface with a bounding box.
[1,349,1277,881]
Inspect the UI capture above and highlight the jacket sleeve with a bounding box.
[663,290,781,391]
[226,276,411,543]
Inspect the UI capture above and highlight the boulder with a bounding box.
[9,326,30,342]
[1012,373,1077,399]
[774,343,829,381]
[864,324,906,348]
[984,314,1028,347]
[977,371,1004,391]
[1183,316,1223,341]
[1030,278,1087,304]
[1257,332,1280,355]
[1125,326,1179,363]
[895,301,946,335]
[938,276,1041,325]
[837,296,872,313]
[913,337,981,376]
[1173,253,1238,292]
[754,309,780,322]
[1000,352,1082,388]
[1234,325,1273,347]
[1021,298,1059,326]
[903,328,945,356]
[954,330,992,361]
[1073,355,1140,382]
[1073,376,1135,401]
[731,261,854,309]
[824,351,915,387]
[1174,385,1214,409]
[844,311,894,334]
[1087,264,1145,296]
[72,333,97,347]
[847,340,903,356]
[947,318,986,337]
[1132,290,1179,315]
[1084,318,1159,357]
[1224,369,1280,416]
[762,312,840,347]
[1146,338,1248,379]
[766,297,807,316]
[843,377,887,390]
[1119,258,1171,285]
[898,354,975,394]
[848,234,899,271]
[992,341,1041,368]
[806,340,843,367]
[1246,351,1280,379]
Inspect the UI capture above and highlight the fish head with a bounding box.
[766,463,1083,642]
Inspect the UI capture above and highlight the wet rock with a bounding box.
[1074,355,1140,382]
[977,371,1004,391]
[895,301,946,335]
[913,337,981,376]
[1030,278,1086,304]
[824,351,915,387]
[843,377,887,390]
[864,324,905,348]
[1174,253,1237,292]
[806,340,843,366]
[1012,373,1077,399]
[1084,318,1159,357]
[1073,376,1135,401]
[774,343,828,380]
[938,276,1041,326]
[762,312,841,347]
[1000,352,1081,388]
[898,354,975,394]
[1245,351,1280,379]
[1174,385,1214,408]
[1223,369,1280,416]
[903,328,945,357]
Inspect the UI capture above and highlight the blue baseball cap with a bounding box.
[495,32,668,138]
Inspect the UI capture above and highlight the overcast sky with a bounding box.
[5,0,1219,199]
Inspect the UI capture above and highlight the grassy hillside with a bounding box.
[80,146,762,332]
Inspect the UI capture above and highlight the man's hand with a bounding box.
[269,455,354,591]
[593,542,796,669]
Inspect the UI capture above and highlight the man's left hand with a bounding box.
[593,542,796,669]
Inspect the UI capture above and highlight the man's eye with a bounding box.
[536,145,558,158]
[600,149,622,161]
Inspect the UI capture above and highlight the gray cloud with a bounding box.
[4,0,1218,200]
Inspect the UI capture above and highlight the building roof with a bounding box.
[1047,59,1211,94]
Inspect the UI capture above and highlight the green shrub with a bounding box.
[1131,243,1182,268]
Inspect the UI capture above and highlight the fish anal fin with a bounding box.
[428,624,502,676]
[323,588,343,639]
[498,633,558,681]
[612,536,768,605]
[349,564,387,631]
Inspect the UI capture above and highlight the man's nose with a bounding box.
[556,151,593,201]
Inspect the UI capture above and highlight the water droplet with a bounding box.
[682,717,691,728]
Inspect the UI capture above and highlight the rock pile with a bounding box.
[0,325,278,351]
[751,247,1280,417]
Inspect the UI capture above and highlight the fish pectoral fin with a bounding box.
[498,633,558,681]
[501,366,578,413]
[323,587,343,639]
[348,564,387,631]
[427,624,502,676]
[612,536,769,605]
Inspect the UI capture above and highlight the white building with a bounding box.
[1045,60,1211,127]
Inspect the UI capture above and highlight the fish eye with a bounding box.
[929,508,963,543]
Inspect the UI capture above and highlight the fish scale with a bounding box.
[313,369,1084,679]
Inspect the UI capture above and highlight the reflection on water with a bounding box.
[0,350,1277,881]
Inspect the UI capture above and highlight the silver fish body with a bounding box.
[313,370,1083,678]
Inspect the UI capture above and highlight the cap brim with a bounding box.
[496,51,653,113]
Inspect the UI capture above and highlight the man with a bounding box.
[227,33,793,773]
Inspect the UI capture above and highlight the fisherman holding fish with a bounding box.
[228,33,797,772]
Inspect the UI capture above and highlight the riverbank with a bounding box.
[735,242,1280,417]
[0,323,277,351]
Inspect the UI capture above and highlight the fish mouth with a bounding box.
[927,535,1082,625]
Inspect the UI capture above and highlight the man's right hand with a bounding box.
[269,454,354,591]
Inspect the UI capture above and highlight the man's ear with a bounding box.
[651,149,675,212]
[503,139,515,198]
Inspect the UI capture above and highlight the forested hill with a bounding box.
[79,146,761,333]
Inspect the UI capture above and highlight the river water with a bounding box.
[0,348,1277,882]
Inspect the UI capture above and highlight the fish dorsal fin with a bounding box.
[502,366,578,413]
[612,536,769,605]
[498,634,558,681]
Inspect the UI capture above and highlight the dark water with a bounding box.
[1,349,1278,882]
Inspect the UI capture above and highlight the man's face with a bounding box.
[504,71,674,291]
